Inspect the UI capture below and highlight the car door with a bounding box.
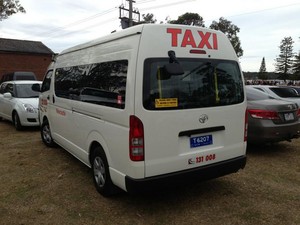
[39,70,53,122]
[0,83,6,117]
[0,83,14,119]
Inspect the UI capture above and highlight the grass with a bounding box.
[0,120,300,225]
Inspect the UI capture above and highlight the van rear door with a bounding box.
[136,58,246,178]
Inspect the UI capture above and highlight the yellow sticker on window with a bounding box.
[155,98,178,108]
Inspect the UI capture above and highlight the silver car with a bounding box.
[246,86,300,144]
[0,80,42,130]
[250,85,300,106]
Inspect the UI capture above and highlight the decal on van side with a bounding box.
[166,28,218,50]
[56,108,66,116]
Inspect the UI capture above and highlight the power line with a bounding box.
[139,0,196,11]
[225,2,300,19]
[38,7,118,37]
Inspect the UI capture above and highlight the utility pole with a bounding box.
[128,0,133,27]
[119,0,140,29]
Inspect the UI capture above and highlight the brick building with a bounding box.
[0,38,54,81]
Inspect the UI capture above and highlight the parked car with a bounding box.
[0,80,42,130]
[0,71,37,84]
[250,85,300,106]
[246,86,300,144]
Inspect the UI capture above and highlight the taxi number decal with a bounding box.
[188,154,216,165]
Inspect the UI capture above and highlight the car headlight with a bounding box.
[23,104,37,113]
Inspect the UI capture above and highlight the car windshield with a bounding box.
[15,84,40,98]
[143,58,244,110]
[270,87,300,98]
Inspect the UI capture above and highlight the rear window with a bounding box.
[269,87,300,98]
[143,58,244,110]
[15,75,35,80]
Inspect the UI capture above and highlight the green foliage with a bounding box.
[275,36,295,79]
[292,52,300,79]
[209,17,243,57]
[168,12,205,27]
[142,13,157,24]
[0,0,25,21]
[258,57,268,79]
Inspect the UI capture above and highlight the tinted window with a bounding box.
[41,70,53,92]
[270,87,300,98]
[143,58,244,110]
[15,75,35,80]
[55,60,128,109]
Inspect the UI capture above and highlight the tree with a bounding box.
[0,0,25,21]
[292,52,300,79]
[275,36,295,80]
[142,13,156,24]
[258,57,268,80]
[169,12,205,27]
[209,17,243,57]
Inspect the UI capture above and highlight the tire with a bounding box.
[91,146,119,197]
[41,120,56,147]
[13,112,23,131]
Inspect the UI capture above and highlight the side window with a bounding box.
[0,84,6,94]
[4,84,14,96]
[55,60,128,109]
[41,70,53,92]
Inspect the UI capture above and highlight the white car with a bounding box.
[250,85,300,106]
[0,80,42,130]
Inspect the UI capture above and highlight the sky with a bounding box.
[1,0,300,72]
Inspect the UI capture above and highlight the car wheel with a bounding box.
[13,112,23,130]
[41,120,56,147]
[91,146,119,197]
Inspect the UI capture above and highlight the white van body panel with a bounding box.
[134,25,245,177]
[38,24,247,194]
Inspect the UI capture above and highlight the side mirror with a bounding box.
[3,92,12,99]
[32,83,41,92]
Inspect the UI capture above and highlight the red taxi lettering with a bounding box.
[56,108,66,116]
[41,99,48,106]
[167,28,182,46]
[181,30,196,48]
[167,28,218,50]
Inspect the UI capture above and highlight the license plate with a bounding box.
[190,135,213,148]
[284,113,294,121]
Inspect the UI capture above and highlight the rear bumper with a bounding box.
[247,123,300,143]
[125,155,246,194]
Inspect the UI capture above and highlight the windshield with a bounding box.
[270,87,300,98]
[143,58,244,110]
[15,84,40,98]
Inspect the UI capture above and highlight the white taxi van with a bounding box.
[36,24,247,196]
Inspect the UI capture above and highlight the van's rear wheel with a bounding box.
[92,146,119,197]
[41,120,56,147]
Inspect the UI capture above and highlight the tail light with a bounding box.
[244,110,248,142]
[297,109,300,117]
[129,115,144,161]
[247,109,279,120]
